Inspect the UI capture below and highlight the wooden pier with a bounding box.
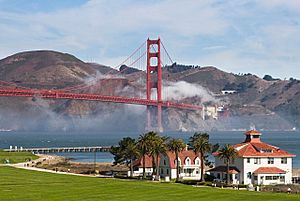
[4,146,111,154]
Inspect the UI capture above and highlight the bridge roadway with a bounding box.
[4,146,111,154]
[0,89,202,110]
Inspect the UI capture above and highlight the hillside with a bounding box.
[0,51,299,131]
[163,64,300,128]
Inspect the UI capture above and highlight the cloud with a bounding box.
[0,0,299,79]
[258,0,300,11]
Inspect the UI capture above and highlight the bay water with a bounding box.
[0,131,299,167]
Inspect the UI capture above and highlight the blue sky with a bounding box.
[0,0,299,79]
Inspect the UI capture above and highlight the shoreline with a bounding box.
[29,154,128,176]
[8,153,300,178]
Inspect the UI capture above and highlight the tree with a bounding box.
[137,131,156,179]
[189,133,214,182]
[142,132,168,178]
[137,133,149,179]
[168,138,186,182]
[217,144,237,184]
[110,137,139,177]
[151,135,168,178]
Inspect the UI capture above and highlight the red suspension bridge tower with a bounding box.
[146,38,163,132]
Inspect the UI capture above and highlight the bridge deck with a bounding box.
[4,146,111,153]
[0,89,202,110]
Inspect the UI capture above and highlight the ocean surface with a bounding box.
[0,131,299,167]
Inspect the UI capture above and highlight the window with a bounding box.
[281,158,287,164]
[265,176,284,180]
[161,168,163,174]
[254,158,261,164]
[268,157,274,164]
[166,169,169,175]
[195,169,199,174]
[185,158,190,165]
[261,149,272,153]
[254,176,258,180]
[266,176,272,180]
[195,159,200,165]
[163,160,166,165]
[175,159,181,166]
[247,158,250,163]
[247,172,252,179]
[217,173,220,179]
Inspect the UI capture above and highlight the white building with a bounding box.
[131,148,202,180]
[209,130,295,185]
[221,90,237,95]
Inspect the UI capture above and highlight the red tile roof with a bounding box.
[213,130,296,157]
[209,166,240,174]
[133,155,153,168]
[134,150,200,169]
[232,141,295,157]
[253,167,286,174]
[168,150,200,169]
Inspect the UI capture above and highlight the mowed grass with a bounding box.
[0,167,299,201]
[0,151,38,164]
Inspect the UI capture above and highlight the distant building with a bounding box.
[131,148,202,180]
[221,90,237,95]
[204,106,218,120]
[209,130,295,185]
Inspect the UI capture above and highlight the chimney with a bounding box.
[185,144,189,151]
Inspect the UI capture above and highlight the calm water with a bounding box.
[0,131,299,167]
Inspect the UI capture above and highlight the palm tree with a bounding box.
[217,144,237,184]
[151,135,168,178]
[189,133,212,182]
[110,137,139,177]
[137,131,156,179]
[168,138,186,182]
[137,133,149,179]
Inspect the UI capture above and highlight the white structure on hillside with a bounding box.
[130,148,202,180]
[221,90,237,95]
[209,130,295,185]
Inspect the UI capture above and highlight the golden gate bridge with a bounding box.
[0,38,202,131]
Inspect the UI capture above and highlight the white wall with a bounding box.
[213,156,293,184]
[242,157,292,184]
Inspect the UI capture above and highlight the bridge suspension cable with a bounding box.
[62,50,147,92]
[61,41,146,91]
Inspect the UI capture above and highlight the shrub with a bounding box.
[180,180,198,185]
[204,174,215,182]
[197,181,213,186]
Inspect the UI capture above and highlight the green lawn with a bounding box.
[0,167,299,201]
[0,151,38,164]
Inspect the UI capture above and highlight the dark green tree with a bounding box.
[110,137,139,177]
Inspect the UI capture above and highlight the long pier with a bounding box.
[4,146,111,154]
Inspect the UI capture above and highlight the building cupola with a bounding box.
[244,130,261,142]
